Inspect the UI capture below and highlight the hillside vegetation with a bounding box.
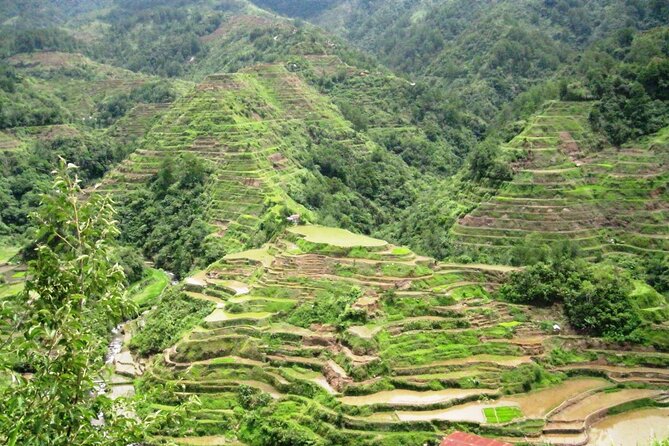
[0,1,668,445]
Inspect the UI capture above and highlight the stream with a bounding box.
[102,268,175,399]
[100,324,136,399]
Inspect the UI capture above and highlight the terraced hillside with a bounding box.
[0,246,24,300]
[451,101,669,263]
[134,225,669,446]
[99,62,403,253]
[8,52,150,118]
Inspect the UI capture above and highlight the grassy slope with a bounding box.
[128,268,170,308]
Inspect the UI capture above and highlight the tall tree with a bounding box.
[0,161,142,445]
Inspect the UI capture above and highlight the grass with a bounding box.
[0,282,24,298]
[288,225,387,248]
[483,406,523,423]
[0,246,19,264]
[129,268,170,307]
[391,247,412,256]
[224,247,274,267]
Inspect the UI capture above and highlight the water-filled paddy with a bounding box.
[339,388,495,406]
[204,309,272,323]
[587,408,669,445]
[288,225,387,248]
[506,377,609,418]
[395,400,512,423]
[215,280,250,295]
[224,247,274,266]
[553,388,661,421]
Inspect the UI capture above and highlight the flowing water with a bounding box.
[101,323,137,399]
[105,325,124,364]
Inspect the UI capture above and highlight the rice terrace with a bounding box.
[0,1,668,446]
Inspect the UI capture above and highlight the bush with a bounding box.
[564,264,640,339]
[130,288,214,356]
[645,254,669,294]
[112,246,146,285]
[499,261,642,339]
[465,141,512,185]
[498,260,584,306]
[117,154,220,278]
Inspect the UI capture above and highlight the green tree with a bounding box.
[466,140,512,185]
[500,261,641,339]
[0,161,143,445]
[564,264,640,339]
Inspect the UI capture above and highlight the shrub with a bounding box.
[499,261,642,339]
[130,288,214,356]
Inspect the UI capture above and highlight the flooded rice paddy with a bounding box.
[587,408,669,445]
[288,225,387,248]
[553,388,661,421]
[339,388,496,406]
[506,377,609,418]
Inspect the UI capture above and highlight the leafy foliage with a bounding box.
[0,27,80,58]
[93,5,223,77]
[96,81,176,125]
[130,287,214,356]
[287,285,364,329]
[0,132,125,236]
[117,154,222,278]
[500,261,642,338]
[645,254,669,294]
[465,141,512,185]
[0,162,144,445]
[575,28,669,144]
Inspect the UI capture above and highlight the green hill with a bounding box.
[256,0,669,132]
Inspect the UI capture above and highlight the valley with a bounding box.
[0,1,668,445]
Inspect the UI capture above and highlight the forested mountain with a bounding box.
[0,1,668,446]
[256,0,669,131]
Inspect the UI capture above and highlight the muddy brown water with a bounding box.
[362,378,624,423]
[384,378,608,423]
[552,388,661,421]
[587,408,669,445]
[395,400,510,423]
[506,377,609,418]
[339,388,496,406]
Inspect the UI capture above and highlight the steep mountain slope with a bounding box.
[0,3,668,446]
[0,51,180,236]
[256,0,669,130]
[99,61,422,275]
[450,101,669,264]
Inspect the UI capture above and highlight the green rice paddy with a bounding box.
[483,406,523,423]
[288,225,388,248]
